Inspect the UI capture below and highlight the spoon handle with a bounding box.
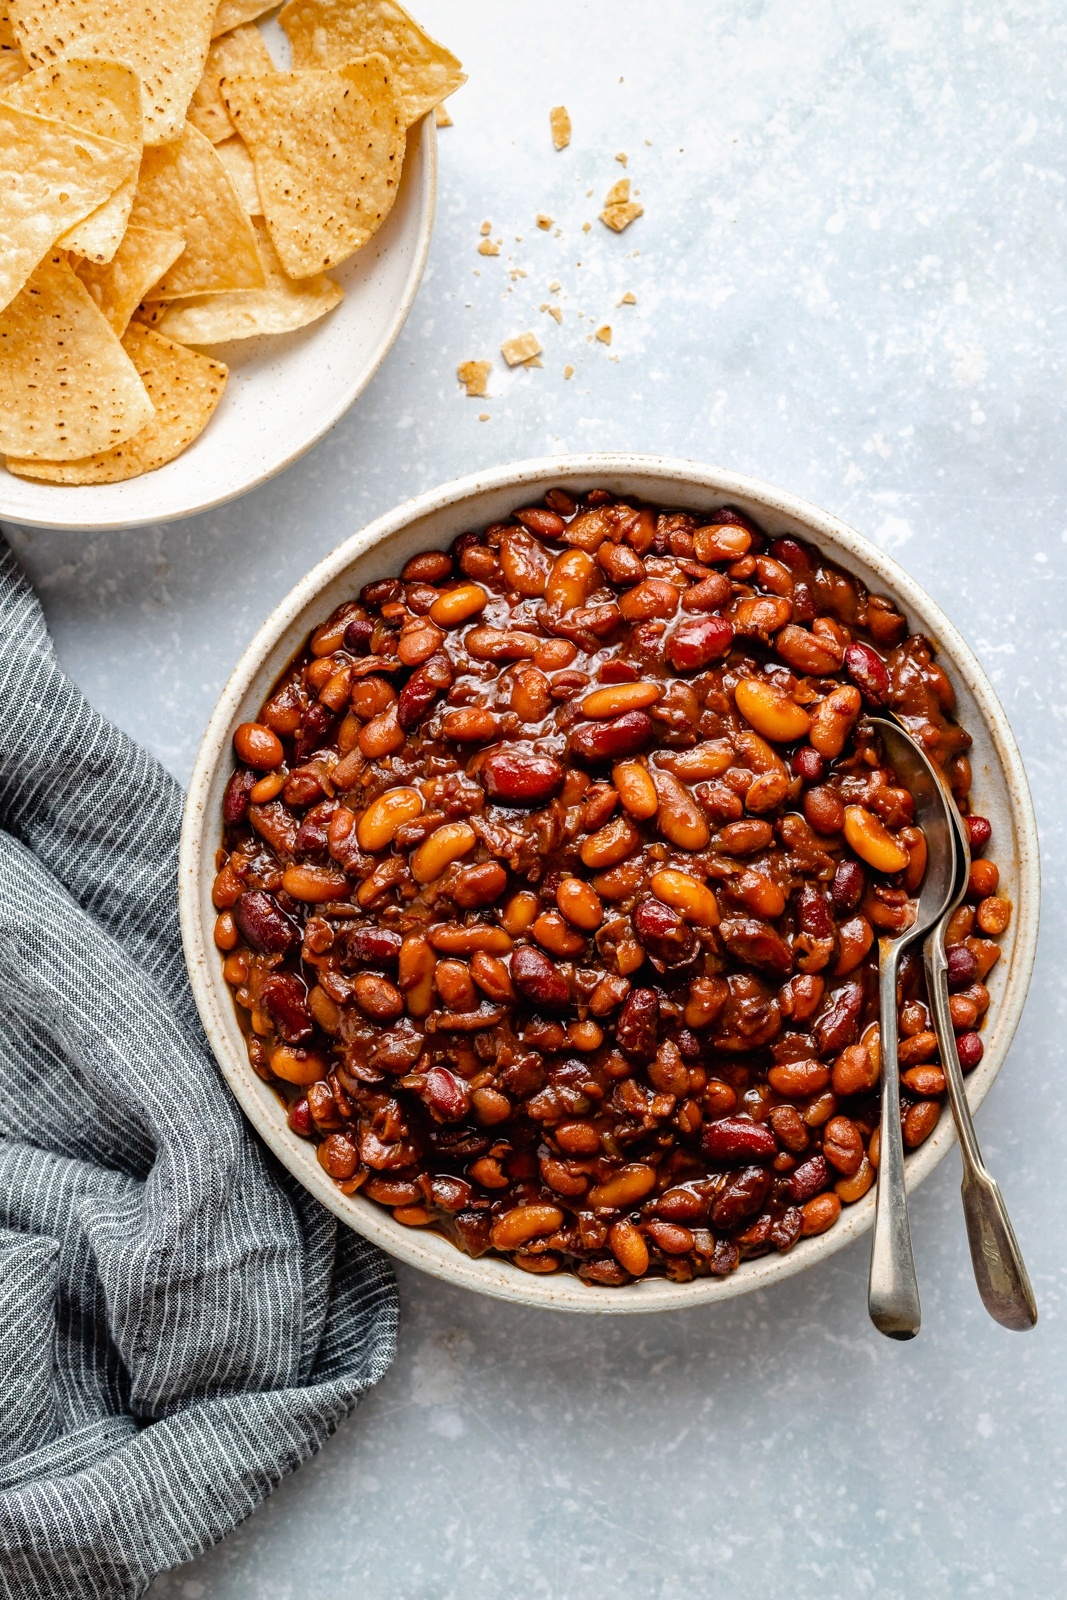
[868,936,921,1339]
[924,934,1037,1331]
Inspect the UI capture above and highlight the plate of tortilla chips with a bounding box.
[0,0,460,529]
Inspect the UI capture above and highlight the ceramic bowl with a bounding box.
[0,118,436,534]
[178,455,1040,1314]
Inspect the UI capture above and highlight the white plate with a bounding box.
[179,456,1041,1315]
[0,117,436,533]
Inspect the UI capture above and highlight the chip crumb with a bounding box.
[586,188,593,198]
[524,356,543,368]
[480,220,491,235]
[549,279,561,292]
[596,324,612,344]
[457,359,491,397]
[478,411,489,421]
[478,238,500,256]
[536,213,553,230]
[548,305,562,324]
[509,267,527,279]
[549,105,570,149]
[599,178,644,233]
[501,331,542,366]
[615,151,627,166]
[619,291,636,305]
[563,364,575,379]
[435,104,453,126]
[582,221,591,233]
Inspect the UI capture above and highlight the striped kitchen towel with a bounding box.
[0,539,397,1599]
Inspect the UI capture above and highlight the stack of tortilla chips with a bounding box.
[0,0,463,483]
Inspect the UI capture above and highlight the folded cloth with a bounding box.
[0,539,398,1599]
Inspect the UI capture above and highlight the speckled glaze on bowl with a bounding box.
[0,118,436,533]
[178,455,1040,1314]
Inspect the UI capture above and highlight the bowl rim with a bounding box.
[0,118,437,534]
[178,453,1041,1315]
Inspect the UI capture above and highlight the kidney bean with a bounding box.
[396,652,454,730]
[569,710,653,763]
[224,767,258,825]
[510,945,570,1009]
[633,897,699,969]
[966,814,992,852]
[956,1032,984,1070]
[616,987,659,1056]
[789,1154,829,1203]
[234,891,298,954]
[719,917,794,977]
[831,859,865,914]
[482,751,564,804]
[796,886,834,939]
[791,745,826,784]
[711,1165,772,1228]
[287,1097,312,1137]
[844,640,890,703]
[260,972,312,1043]
[702,1117,777,1164]
[666,614,734,671]
[813,981,864,1055]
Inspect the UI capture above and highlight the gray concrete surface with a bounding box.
[6,3,1065,1595]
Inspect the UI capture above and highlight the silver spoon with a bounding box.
[891,730,1038,1330]
[866,717,959,1339]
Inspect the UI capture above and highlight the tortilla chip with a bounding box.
[214,133,260,213]
[7,0,217,144]
[500,332,541,366]
[0,10,16,47]
[0,99,134,311]
[4,59,142,262]
[131,121,264,299]
[456,359,489,397]
[0,252,154,459]
[211,0,273,38]
[433,103,450,127]
[76,223,184,334]
[0,46,26,86]
[222,54,404,277]
[7,323,227,481]
[153,219,341,342]
[188,23,273,143]
[599,177,642,233]
[549,105,570,150]
[279,0,464,125]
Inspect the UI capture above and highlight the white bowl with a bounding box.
[179,455,1041,1315]
[0,118,436,533]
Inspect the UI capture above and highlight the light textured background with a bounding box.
[5,2,1066,1595]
